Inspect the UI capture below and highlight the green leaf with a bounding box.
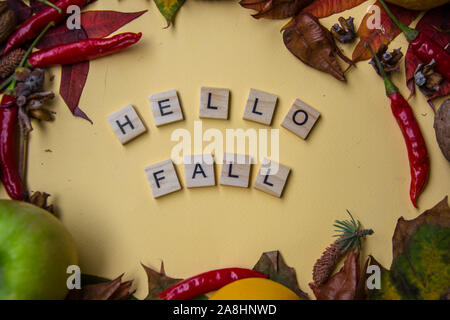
[253,251,309,300]
[368,197,450,300]
[153,0,186,28]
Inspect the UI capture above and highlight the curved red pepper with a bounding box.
[367,42,429,207]
[0,95,24,201]
[409,32,450,81]
[28,32,142,68]
[157,268,268,300]
[3,0,90,55]
[388,93,429,208]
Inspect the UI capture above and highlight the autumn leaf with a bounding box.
[142,262,182,300]
[66,274,135,300]
[368,196,450,300]
[239,0,312,20]
[154,0,185,28]
[405,5,450,102]
[352,1,418,62]
[60,61,91,122]
[310,250,362,300]
[283,12,353,81]
[81,10,147,38]
[253,250,309,300]
[302,0,367,19]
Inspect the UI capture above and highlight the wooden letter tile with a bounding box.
[220,153,252,188]
[184,154,215,188]
[242,88,278,125]
[254,158,290,198]
[149,89,184,126]
[199,87,230,120]
[281,99,321,140]
[145,159,181,198]
[107,104,146,144]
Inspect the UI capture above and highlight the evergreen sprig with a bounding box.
[333,210,374,253]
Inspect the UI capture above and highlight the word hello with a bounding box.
[107,87,321,199]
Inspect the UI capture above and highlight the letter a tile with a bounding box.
[281,99,321,140]
[149,89,184,127]
[184,154,215,188]
[243,88,278,125]
[254,158,290,198]
[145,159,181,198]
[107,104,146,144]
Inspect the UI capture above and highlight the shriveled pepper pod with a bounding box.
[28,32,143,68]
[367,43,429,208]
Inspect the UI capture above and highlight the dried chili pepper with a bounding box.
[157,268,268,300]
[378,0,450,81]
[282,12,353,81]
[3,0,90,54]
[28,32,142,68]
[0,94,24,200]
[368,43,429,208]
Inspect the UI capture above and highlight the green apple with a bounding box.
[0,200,78,300]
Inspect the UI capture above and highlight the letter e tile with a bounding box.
[149,90,184,127]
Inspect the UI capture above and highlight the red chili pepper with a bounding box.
[3,0,90,55]
[368,43,429,208]
[28,32,142,68]
[0,95,24,201]
[378,0,450,81]
[157,268,268,300]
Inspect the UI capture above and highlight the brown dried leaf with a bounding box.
[283,12,352,81]
[312,250,360,300]
[142,262,182,300]
[434,100,450,161]
[253,250,309,300]
[66,274,134,300]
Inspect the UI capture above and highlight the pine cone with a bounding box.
[0,2,18,44]
[0,48,26,79]
[312,238,345,286]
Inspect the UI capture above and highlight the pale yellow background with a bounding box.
[3,0,449,299]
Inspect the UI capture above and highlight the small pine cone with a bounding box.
[312,238,345,286]
[0,48,26,79]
